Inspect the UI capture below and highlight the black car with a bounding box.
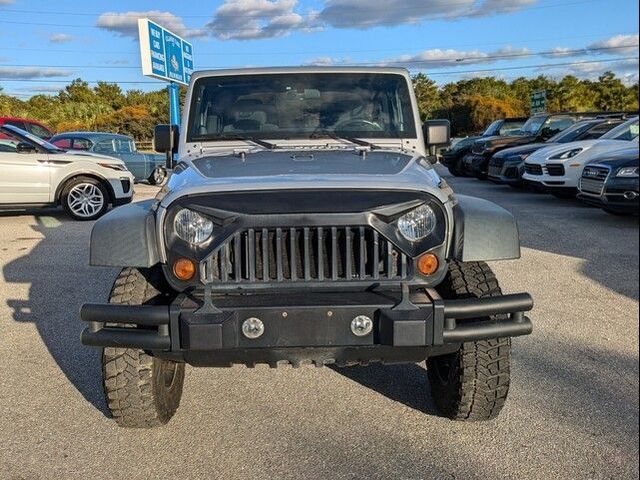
[463,112,603,179]
[487,118,624,188]
[577,145,639,215]
[440,117,526,176]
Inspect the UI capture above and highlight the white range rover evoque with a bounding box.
[0,124,134,220]
[522,116,639,198]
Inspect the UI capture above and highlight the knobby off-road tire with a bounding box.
[428,261,511,421]
[102,267,185,428]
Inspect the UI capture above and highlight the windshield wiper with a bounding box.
[215,135,278,150]
[309,130,381,149]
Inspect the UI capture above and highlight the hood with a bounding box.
[159,148,451,207]
[526,139,633,165]
[61,150,125,163]
[586,145,639,169]
[493,142,551,158]
[476,134,537,151]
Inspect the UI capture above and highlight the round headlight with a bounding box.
[174,209,213,244]
[397,204,436,241]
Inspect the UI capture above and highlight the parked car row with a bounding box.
[443,114,639,215]
[0,125,134,221]
[0,117,167,183]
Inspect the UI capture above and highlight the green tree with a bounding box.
[412,73,440,119]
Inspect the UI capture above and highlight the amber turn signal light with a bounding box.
[173,258,196,281]
[417,253,439,276]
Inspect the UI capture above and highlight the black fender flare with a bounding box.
[90,199,160,267]
[450,194,520,262]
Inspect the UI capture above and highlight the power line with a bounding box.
[1,45,637,71]
[425,57,638,75]
[8,31,638,57]
[0,0,603,20]
[1,57,636,85]
[0,0,606,31]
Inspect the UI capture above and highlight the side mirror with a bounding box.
[16,142,37,154]
[153,124,179,154]
[423,119,451,148]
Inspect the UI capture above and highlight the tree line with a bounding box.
[414,71,639,135]
[1,72,638,140]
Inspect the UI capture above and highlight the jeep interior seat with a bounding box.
[223,99,278,132]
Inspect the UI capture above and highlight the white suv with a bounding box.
[522,117,639,198]
[0,125,134,220]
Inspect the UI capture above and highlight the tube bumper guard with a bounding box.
[80,289,533,352]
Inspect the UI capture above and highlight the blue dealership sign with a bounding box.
[138,19,194,86]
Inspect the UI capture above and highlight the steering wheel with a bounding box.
[333,119,383,132]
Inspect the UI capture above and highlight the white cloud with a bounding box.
[0,0,16,5]
[96,11,207,39]
[587,34,640,55]
[0,67,72,80]
[48,33,74,43]
[318,0,537,29]
[307,46,531,69]
[20,85,63,93]
[206,0,318,40]
[539,58,639,85]
[543,34,639,58]
[541,47,582,58]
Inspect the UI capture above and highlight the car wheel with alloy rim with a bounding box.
[149,167,167,185]
[61,176,109,221]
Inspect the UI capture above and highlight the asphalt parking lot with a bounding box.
[1,170,638,480]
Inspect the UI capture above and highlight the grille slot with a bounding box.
[524,163,543,175]
[202,226,409,284]
[580,166,610,195]
[545,164,565,176]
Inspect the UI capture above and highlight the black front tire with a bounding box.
[428,261,511,421]
[603,208,635,216]
[551,191,576,199]
[102,267,185,428]
[148,167,167,185]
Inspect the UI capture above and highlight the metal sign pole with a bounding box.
[167,82,180,169]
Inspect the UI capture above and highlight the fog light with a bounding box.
[351,315,373,337]
[173,258,196,281]
[417,253,439,275]
[242,317,264,339]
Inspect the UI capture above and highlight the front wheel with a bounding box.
[428,261,511,421]
[61,176,109,221]
[148,167,167,186]
[102,267,185,428]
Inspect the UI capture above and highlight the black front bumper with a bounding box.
[487,159,524,185]
[464,153,490,176]
[80,289,533,366]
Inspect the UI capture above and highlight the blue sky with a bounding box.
[0,0,638,98]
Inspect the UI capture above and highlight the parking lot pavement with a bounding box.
[0,175,638,480]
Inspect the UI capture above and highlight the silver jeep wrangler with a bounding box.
[81,67,533,428]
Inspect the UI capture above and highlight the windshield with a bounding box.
[516,116,547,135]
[187,72,417,142]
[483,120,502,136]
[548,120,598,143]
[0,124,62,152]
[601,118,639,141]
[483,119,525,136]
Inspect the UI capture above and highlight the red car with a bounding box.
[0,117,53,140]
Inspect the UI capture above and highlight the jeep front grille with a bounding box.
[580,166,610,195]
[201,226,409,284]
